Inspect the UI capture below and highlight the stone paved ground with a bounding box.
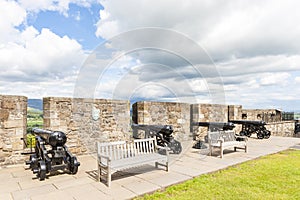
[0,136,299,200]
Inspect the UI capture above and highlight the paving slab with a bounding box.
[121,179,161,196]
[31,190,75,200]
[145,171,191,187]
[52,176,95,190]
[62,183,110,200]
[11,184,57,200]
[91,182,137,199]
[0,193,13,200]
[0,181,21,193]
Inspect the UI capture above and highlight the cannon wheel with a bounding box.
[240,131,251,137]
[28,154,38,169]
[264,130,271,139]
[38,161,46,181]
[257,131,264,139]
[69,158,79,174]
[171,140,182,154]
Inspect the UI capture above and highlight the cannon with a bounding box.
[295,122,300,134]
[230,120,271,139]
[192,122,235,131]
[131,124,182,154]
[26,128,80,180]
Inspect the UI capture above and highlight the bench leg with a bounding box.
[107,167,111,187]
[155,162,169,172]
[166,162,169,172]
[98,165,101,182]
[209,146,213,156]
[220,147,223,159]
[234,147,237,152]
[245,145,248,153]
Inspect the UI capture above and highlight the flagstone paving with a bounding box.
[0,136,299,200]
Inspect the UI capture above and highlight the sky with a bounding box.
[0,0,300,111]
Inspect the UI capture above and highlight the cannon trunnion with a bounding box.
[26,128,80,180]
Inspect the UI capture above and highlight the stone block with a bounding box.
[3,119,24,128]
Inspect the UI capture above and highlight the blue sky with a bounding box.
[25,3,103,50]
[0,0,300,111]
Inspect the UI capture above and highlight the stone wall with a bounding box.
[241,109,282,123]
[132,101,190,140]
[228,105,243,121]
[0,95,27,165]
[43,97,130,154]
[266,121,295,137]
[191,104,228,140]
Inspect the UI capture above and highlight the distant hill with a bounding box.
[28,99,43,111]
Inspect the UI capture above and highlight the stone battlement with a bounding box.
[0,94,296,166]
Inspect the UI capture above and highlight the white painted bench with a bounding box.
[208,131,248,158]
[96,137,169,187]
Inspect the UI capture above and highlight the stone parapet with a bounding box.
[43,97,130,154]
[191,104,228,140]
[241,109,281,123]
[0,95,27,165]
[266,121,295,137]
[132,101,191,141]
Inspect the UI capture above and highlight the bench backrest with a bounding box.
[96,137,158,161]
[208,131,236,144]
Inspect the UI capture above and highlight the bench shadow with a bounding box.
[209,149,244,158]
[85,164,164,182]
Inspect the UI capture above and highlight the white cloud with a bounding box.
[0,0,87,98]
[96,0,300,59]
[0,0,26,43]
[0,26,85,78]
[260,72,291,86]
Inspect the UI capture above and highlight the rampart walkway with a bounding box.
[1,136,299,200]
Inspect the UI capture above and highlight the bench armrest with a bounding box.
[217,138,224,144]
[98,154,111,165]
[235,136,248,142]
[157,145,169,156]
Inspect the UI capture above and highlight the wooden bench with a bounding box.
[96,137,169,187]
[208,131,248,158]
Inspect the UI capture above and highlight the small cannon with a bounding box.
[26,128,80,180]
[131,124,182,154]
[192,122,235,131]
[230,120,271,139]
[295,122,300,134]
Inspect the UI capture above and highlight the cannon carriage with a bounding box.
[131,124,182,154]
[230,120,271,139]
[26,128,80,180]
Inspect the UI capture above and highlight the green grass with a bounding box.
[27,107,43,132]
[136,150,300,200]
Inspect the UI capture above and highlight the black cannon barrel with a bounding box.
[192,122,235,130]
[131,124,173,134]
[230,120,266,125]
[32,127,67,147]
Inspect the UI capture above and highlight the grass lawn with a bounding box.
[137,149,300,200]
